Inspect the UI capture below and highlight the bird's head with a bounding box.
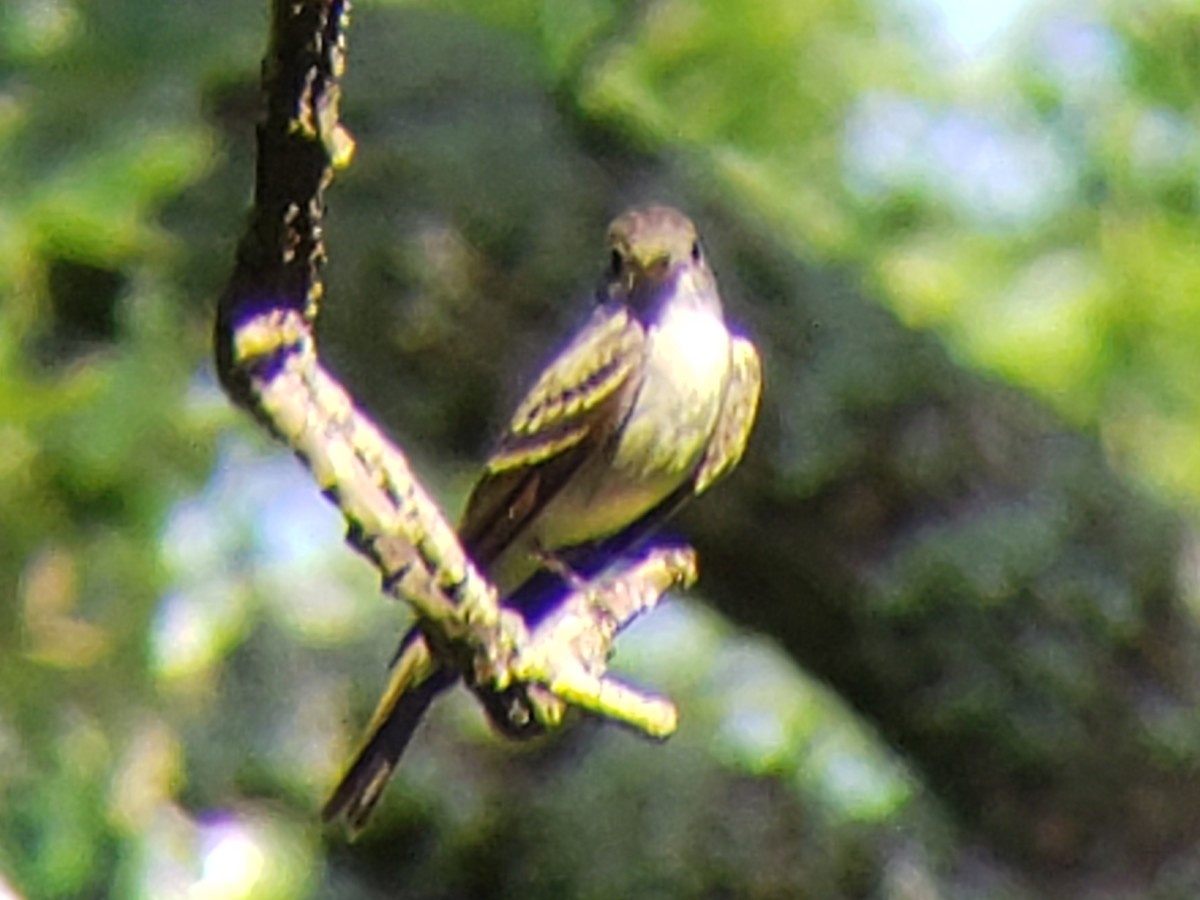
[602,206,719,318]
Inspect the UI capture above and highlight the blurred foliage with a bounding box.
[2,0,1199,897]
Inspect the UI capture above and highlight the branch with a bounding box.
[213,0,687,742]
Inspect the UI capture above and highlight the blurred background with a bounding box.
[3,0,1200,897]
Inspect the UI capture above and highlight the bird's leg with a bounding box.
[530,542,589,590]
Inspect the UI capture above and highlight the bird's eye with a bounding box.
[690,240,702,263]
[610,249,624,276]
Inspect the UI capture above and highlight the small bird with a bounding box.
[323,206,762,831]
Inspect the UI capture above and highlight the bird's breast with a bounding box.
[616,303,731,475]
[531,303,732,551]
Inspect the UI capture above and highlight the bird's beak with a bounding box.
[632,254,672,284]
[627,250,680,293]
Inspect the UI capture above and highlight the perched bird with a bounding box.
[323,206,762,831]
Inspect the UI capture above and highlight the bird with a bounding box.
[322,205,762,831]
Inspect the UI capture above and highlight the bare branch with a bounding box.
[213,0,689,745]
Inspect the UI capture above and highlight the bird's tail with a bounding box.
[322,633,457,833]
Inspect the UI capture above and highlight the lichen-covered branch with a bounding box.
[212,0,687,742]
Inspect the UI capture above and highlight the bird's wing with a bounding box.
[538,333,760,588]
[458,302,647,571]
[693,334,762,496]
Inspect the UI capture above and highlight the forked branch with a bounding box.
[213,0,688,741]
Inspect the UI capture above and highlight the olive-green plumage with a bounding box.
[323,206,762,831]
